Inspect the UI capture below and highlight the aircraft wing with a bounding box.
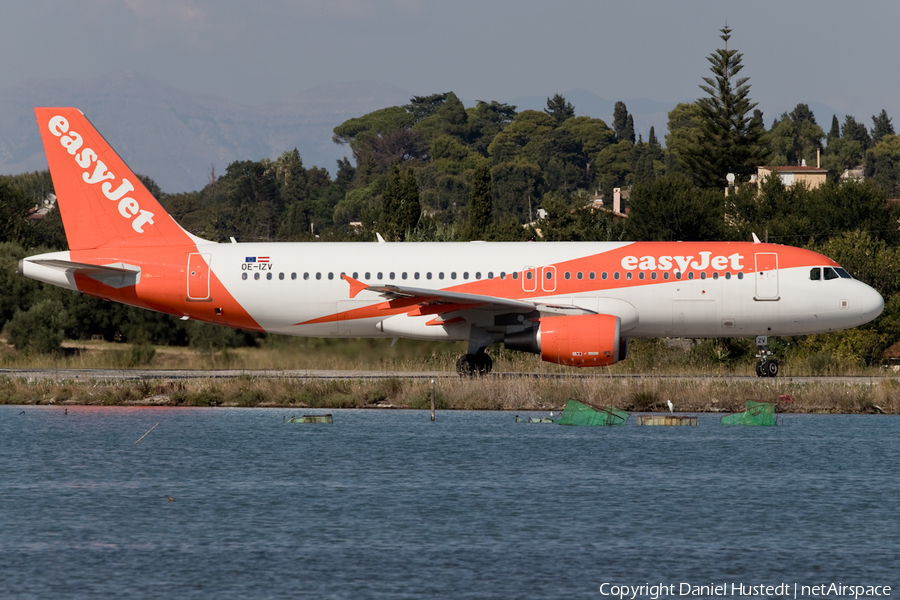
[341,274,592,316]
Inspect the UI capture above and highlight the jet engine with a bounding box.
[504,314,627,367]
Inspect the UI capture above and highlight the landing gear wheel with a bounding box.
[765,359,779,377]
[474,352,493,375]
[456,354,477,377]
[755,362,765,377]
[456,352,492,377]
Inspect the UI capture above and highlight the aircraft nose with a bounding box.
[857,282,884,323]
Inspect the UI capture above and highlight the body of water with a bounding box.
[1,406,897,599]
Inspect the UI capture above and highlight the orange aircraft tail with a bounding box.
[35,107,195,250]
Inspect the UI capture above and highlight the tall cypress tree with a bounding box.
[613,101,630,142]
[681,25,767,187]
[468,162,494,239]
[399,169,421,237]
[827,114,841,146]
[623,114,636,143]
[380,164,402,240]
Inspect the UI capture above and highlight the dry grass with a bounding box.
[2,373,898,414]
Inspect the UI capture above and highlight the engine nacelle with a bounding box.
[505,314,626,367]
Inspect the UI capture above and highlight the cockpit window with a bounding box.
[823,267,839,280]
[810,268,821,281]
[835,268,852,279]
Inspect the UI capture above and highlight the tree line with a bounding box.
[2,25,900,366]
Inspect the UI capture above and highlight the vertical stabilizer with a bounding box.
[34,107,196,250]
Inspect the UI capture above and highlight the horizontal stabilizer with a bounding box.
[25,258,141,289]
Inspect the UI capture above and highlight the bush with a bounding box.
[3,299,71,355]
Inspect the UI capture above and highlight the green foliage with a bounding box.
[871,109,895,145]
[613,101,634,143]
[768,104,825,166]
[625,174,724,241]
[467,162,493,239]
[865,134,900,195]
[4,299,71,354]
[544,94,575,126]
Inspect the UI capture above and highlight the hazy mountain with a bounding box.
[2,73,848,193]
[0,72,411,193]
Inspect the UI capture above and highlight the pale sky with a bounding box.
[3,0,900,127]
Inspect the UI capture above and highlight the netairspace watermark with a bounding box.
[599,583,892,599]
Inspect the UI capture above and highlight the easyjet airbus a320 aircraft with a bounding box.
[19,108,885,377]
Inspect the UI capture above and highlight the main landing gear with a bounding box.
[755,335,779,377]
[456,351,493,377]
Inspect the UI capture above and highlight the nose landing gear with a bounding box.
[755,335,779,377]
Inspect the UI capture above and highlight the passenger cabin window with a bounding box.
[328,273,334,280]
[254,273,260,280]
[427,273,432,280]
[546,272,552,280]
[304,273,309,280]
[451,272,457,280]
[316,273,321,280]
[439,273,444,280]
[267,273,273,280]
[576,272,583,280]
[291,273,297,280]
[512,273,518,280]
[242,273,247,280]
[463,272,469,280]
[352,272,358,279]
[525,272,533,280]
[487,272,493,279]
[810,268,821,280]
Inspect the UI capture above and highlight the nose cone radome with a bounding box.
[857,283,884,325]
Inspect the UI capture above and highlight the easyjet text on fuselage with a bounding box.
[620,252,744,272]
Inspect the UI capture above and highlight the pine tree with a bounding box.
[842,116,870,152]
[468,162,494,239]
[680,25,767,187]
[544,94,575,126]
[871,109,895,145]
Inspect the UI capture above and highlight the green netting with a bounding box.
[720,400,777,426]
[557,399,629,426]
